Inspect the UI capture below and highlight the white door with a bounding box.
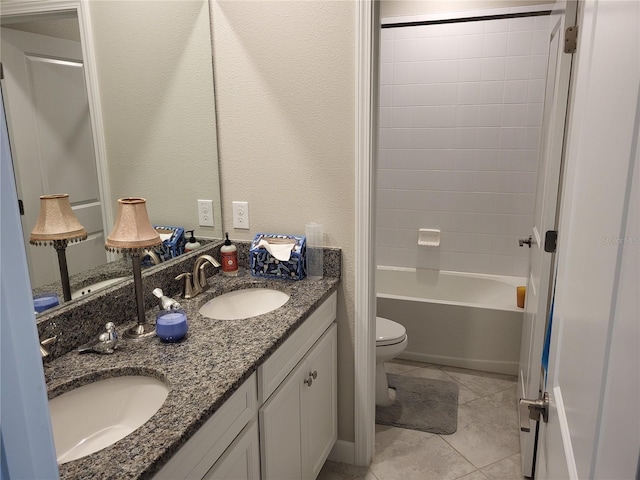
[535,1,640,478]
[518,1,577,476]
[1,27,107,288]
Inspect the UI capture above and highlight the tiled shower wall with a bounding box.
[376,12,549,277]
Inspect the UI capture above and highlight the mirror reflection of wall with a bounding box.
[1,0,222,297]
[2,12,109,289]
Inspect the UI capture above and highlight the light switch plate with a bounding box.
[232,201,249,229]
[198,199,214,227]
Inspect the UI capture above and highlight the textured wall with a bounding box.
[89,0,222,239]
[210,1,356,441]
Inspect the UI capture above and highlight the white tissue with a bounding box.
[158,233,173,242]
[257,239,295,261]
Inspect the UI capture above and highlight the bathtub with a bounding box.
[376,266,524,375]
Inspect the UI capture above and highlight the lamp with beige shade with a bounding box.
[105,197,161,338]
[30,194,87,302]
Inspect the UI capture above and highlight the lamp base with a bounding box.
[124,323,156,339]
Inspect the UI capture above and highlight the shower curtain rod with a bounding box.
[382,10,551,29]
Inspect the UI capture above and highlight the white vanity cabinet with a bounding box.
[154,374,258,480]
[259,323,337,480]
[258,292,338,480]
[154,291,337,480]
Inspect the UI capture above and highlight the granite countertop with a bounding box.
[44,268,340,479]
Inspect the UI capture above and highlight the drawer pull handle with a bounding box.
[309,370,318,380]
[304,377,313,387]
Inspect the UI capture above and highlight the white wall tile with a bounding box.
[393,62,415,84]
[509,16,535,32]
[456,105,479,127]
[393,85,415,106]
[531,29,548,55]
[392,106,414,127]
[380,40,394,63]
[504,80,529,103]
[530,55,548,79]
[484,18,510,34]
[394,38,416,62]
[507,31,533,57]
[506,56,531,80]
[380,107,392,128]
[457,82,481,104]
[480,81,505,104]
[527,79,546,102]
[459,34,484,59]
[481,57,506,81]
[415,60,459,84]
[414,106,456,127]
[458,58,483,81]
[414,83,458,105]
[379,85,392,107]
[478,104,503,126]
[377,15,547,275]
[483,32,508,57]
[525,103,543,127]
[476,127,501,149]
[501,127,525,149]
[502,104,527,127]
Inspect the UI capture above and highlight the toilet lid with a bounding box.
[376,317,406,346]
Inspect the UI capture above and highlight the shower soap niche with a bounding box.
[418,229,441,247]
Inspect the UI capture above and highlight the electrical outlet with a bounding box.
[198,199,214,227]
[232,201,249,229]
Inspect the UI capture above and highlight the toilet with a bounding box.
[376,316,408,406]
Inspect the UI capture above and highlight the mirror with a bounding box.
[1,0,223,312]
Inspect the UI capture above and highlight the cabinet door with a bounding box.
[301,324,337,479]
[204,420,260,480]
[259,360,305,480]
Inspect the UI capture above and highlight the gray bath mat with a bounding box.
[375,374,459,435]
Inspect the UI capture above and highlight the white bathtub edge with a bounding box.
[398,352,519,376]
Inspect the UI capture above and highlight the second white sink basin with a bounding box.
[49,375,169,464]
[71,277,127,299]
[199,288,290,320]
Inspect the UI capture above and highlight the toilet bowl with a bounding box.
[376,316,408,406]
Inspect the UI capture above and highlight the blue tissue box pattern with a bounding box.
[250,233,306,280]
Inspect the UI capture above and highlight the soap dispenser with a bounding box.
[184,230,201,252]
[220,233,238,276]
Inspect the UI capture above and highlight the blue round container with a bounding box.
[33,293,60,314]
[156,309,188,342]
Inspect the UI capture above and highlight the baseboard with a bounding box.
[327,439,356,464]
[398,352,519,376]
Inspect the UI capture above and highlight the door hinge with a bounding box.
[564,26,578,53]
[18,199,24,216]
[544,230,558,253]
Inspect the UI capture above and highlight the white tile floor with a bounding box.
[319,359,522,480]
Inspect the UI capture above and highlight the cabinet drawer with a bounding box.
[155,373,258,480]
[258,292,336,403]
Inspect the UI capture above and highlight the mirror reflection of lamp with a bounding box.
[30,194,87,302]
[105,197,161,339]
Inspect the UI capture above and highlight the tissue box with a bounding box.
[154,225,185,260]
[250,233,306,280]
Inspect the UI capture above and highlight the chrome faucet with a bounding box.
[175,255,220,299]
[40,335,57,358]
[143,250,162,265]
[78,322,118,354]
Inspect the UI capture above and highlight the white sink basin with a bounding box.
[199,288,290,320]
[71,277,127,299]
[49,376,169,464]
